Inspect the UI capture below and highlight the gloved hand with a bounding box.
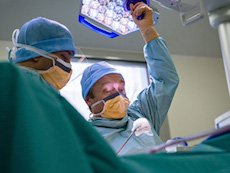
[132,118,153,136]
[130,2,159,43]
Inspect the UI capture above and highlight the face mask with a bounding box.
[7,40,73,90]
[91,92,130,119]
[40,58,72,90]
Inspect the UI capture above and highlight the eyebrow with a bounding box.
[63,50,73,56]
[99,81,111,88]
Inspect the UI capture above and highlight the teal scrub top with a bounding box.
[1,62,230,173]
[19,66,58,91]
[0,62,126,173]
[89,37,179,155]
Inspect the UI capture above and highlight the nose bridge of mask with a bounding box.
[55,58,72,73]
[103,92,121,102]
[91,92,121,109]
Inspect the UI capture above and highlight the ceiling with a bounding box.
[0,0,222,58]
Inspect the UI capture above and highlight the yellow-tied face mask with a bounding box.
[9,42,73,90]
[40,58,72,90]
[91,92,130,119]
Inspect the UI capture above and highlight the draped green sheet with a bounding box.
[1,62,229,173]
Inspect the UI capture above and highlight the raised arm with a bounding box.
[128,2,179,135]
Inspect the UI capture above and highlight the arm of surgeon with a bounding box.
[129,2,179,135]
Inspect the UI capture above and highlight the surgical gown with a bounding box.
[1,62,230,173]
[89,37,179,155]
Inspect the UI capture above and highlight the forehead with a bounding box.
[94,74,124,87]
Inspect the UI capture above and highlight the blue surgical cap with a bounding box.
[81,61,124,99]
[15,17,76,63]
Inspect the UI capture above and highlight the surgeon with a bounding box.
[8,17,76,90]
[80,2,179,155]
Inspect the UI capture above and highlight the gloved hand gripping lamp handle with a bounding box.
[123,0,150,20]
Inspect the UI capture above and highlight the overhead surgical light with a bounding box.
[78,0,204,38]
[78,0,160,38]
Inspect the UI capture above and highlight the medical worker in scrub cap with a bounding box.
[8,17,76,90]
[81,2,179,155]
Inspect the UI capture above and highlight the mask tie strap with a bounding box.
[6,29,20,63]
[13,43,58,74]
[6,48,13,62]
[12,29,19,46]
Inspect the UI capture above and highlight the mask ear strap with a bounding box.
[90,100,106,117]
[91,100,105,108]
[56,58,71,69]
[103,92,120,101]
[14,43,58,74]
[15,43,56,66]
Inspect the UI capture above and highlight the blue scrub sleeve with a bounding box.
[128,37,179,135]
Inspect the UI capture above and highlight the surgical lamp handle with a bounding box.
[123,0,150,20]
[181,12,203,26]
[180,2,204,26]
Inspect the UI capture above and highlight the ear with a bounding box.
[85,96,92,107]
